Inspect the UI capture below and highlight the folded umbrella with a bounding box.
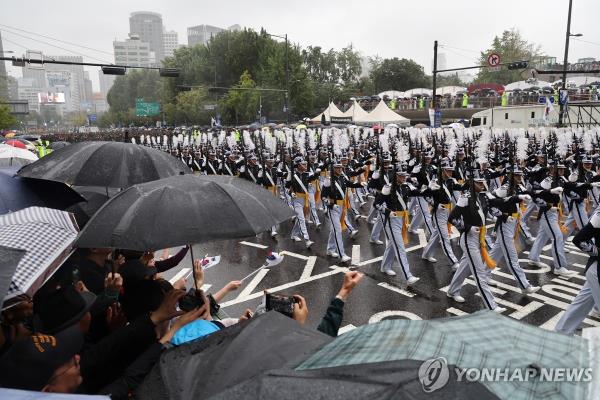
[0,144,38,167]
[0,207,80,309]
[75,175,294,251]
[0,167,86,215]
[17,141,191,188]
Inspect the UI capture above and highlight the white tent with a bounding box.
[310,102,346,123]
[377,90,405,99]
[505,79,552,91]
[552,76,600,88]
[355,100,410,125]
[403,88,433,98]
[341,100,369,121]
[436,86,467,96]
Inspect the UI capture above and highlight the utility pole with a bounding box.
[432,40,438,109]
[559,0,574,126]
[285,34,290,123]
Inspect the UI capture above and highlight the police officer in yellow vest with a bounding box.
[462,93,469,108]
[501,91,508,107]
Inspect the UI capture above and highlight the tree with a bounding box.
[0,103,16,130]
[220,71,261,124]
[370,58,430,93]
[436,73,468,87]
[173,88,212,124]
[475,29,542,84]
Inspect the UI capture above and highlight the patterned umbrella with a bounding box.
[297,311,591,400]
[0,207,79,309]
[0,246,26,310]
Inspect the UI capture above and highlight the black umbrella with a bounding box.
[17,141,191,188]
[75,175,295,250]
[48,141,70,150]
[0,167,86,215]
[0,246,26,310]
[66,187,116,227]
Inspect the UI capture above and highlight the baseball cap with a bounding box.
[33,285,96,334]
[0,325,83,391]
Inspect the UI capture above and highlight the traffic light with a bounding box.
[101,66,126,75]
[507,61,529,70]
[159,68,180,78]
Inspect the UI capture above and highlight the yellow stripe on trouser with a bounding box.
[558,203,569,234]
[295,192,309,217]
[336,198,349,231]
[479,226,497,269]
[267,185,277,196]
[314,181,321,204]
[391,210,410,245]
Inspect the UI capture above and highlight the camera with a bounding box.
[265,293,298,318]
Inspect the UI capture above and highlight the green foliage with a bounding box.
[220,71,261,124]
[0,103,16,130]
[369,58,431,92]
[475,29,542,84]
[436,73,468,87]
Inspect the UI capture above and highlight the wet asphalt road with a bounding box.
[161,204,600,335]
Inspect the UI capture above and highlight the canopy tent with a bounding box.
[341,100,369,121]
[310,102,346,123]
[436,86,467,96]
[403,88,433,98]
[552,76,600,88]
[505,80,552,91]
[377,90,405,99]
[354,100,410,125]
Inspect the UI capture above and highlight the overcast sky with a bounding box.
[2,0,599,91]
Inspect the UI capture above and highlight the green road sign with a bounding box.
[135,98,161,117]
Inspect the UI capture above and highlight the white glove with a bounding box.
[372,171,380,180]
[428,180,440,191]
[369,164,375,172]
[323,177,331,187]
[420,184,428,192]
[592,182,600,188]
[315,168,322,174]
[412,165,421,174]
[239,165,246,173]
[457,194,470,207]
[550,187,563,195]
[361,182,368,188]
[518,194,531,202]
[258,170,264,178]
[286,171,292,182]
[382,184,391,195]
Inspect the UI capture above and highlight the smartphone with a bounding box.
[265,293,298,318]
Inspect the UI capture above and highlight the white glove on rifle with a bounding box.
[550,187,563,195]
[518,194,531,201]
[428,180,440,191]
[457,193,470,207]
[369,164,375,172]
[591,182,600,188]
[412,165,421,174]
[323,177,331,187]
[361,181,368,188]
[372,171,380,180]
[239,165,246,173]
[257,170,264,178]
[381,184,391,196]
[315,168,322,174]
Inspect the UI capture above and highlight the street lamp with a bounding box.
[558,0,581,125]
[264,31,289,123]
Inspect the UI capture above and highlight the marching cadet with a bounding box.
[341,154,367,223]
[487,183,540,294]
[239,154,261,184]
[408,153,435,238]
[286,156,319,248]
[368,153,393,245]
[202,150,221,175]
[376,167,424,283]
[447,176,506,312]
[421,160,468,268]
[306,151,323,229]
[322,160,367,263]
[562,160,600,239]
[527,174,576,276]
[258,153,286,238]
[555,213,600,334]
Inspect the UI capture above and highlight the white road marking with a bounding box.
[237,268,270,298]
[509,301,544,320]
[300,256,317,280]
[169,267,192,284]
[540,312,565,331]
[200,284,212,292]
[551,278,584,289]
[239,241,268,249]
[446,307,468,316]
[279,250,309,260]
[351,245,360,265]
[377,282,416,298]
[338,324,357,335]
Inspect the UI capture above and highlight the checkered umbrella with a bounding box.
[297,311,591,400]
[0,246,26,310]
[0,207,79,309]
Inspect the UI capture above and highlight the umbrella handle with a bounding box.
[189,244,198,291]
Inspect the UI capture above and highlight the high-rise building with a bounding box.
[0,30,8,99]
[187,25,225,47]
[7,76,18,100]
[129,11,164,62]
[44,55,87,106]
[113,35,156,68]
[163,29,179,58]
[84,71,93,103]
[17,77,41,113]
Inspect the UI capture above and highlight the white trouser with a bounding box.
[409,197,433,237]
[489,217,531,289]
[556,261,600,334]
[327,204,346,257]
[563,200,588,239]
[448,228,498,310]
[307,184,320,225]
[529,208,568,270]
[422,206,458,264]
[290,196,309,241]
[380,213,412,280]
